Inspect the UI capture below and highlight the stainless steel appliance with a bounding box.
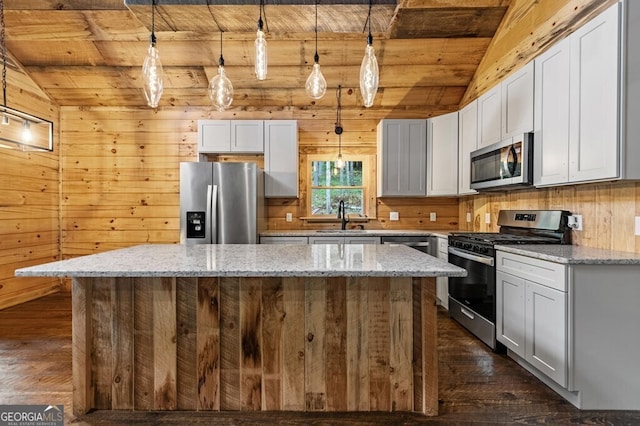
[180,162,264,244]
[381,235,437,256]
[470,133,533,191]
[447,210,571,350]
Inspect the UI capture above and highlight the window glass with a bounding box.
[310,160,364,216]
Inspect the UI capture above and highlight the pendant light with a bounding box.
[255,0,267,81]
[142,0,164,108]
[305,0,326,100]
[208,31,234,112]
[335,85,344,169]
[359,0,379,108]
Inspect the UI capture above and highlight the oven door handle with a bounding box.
[448,247,494,267]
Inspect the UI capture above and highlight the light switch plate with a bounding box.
[430,212,436,221]
[635,216,640,236]
[568,214,583,231]
[285,212,292,222]
[466,212,472,223]
[390,211,399,221]
[485,213,491,224]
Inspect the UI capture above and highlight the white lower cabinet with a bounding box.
[308,236,380,244]
[496,251,567,387]
[260,236,308,244]
[436,237,449,309]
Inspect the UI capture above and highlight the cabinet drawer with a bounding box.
[438,238,448,255]
[496,251,566,291]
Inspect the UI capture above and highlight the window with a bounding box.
[306,154,375,218]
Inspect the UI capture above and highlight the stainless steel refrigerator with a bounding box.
[180,162,264,244]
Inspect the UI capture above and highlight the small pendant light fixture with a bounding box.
[335,85,344,169]
[305,0,327,100]
[142,0,164,108]
[255,0,267,81]
[208,31,234,112]
[359,0,379,108]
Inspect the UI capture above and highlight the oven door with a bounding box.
[447,246,495,322]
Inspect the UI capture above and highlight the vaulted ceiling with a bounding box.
[2,0,511,112]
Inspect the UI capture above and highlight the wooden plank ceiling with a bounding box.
[2,0,510,112]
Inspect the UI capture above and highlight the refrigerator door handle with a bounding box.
[210,184,218,243]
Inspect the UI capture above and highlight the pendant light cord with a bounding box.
[150,0,156,45]
[365,0,373,45]
[1,0,6,107]
[313,0,319,64]
[335,85,343,155]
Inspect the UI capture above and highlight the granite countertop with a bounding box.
[495,244,640,265]
[15,244,467,278]
[260,229,454,239]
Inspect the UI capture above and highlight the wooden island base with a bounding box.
[72,276,439,417]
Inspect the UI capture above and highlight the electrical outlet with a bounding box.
[430,212,437,221]
[285,212,292,222]
[568,214,583,231]
[635,216,640,236]
[390,211,399,221]
[485,213,491,225]
[466,212,472,223]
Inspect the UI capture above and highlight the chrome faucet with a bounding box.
[337,200,349,230]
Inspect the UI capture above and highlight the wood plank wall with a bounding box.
[0,67,60,309]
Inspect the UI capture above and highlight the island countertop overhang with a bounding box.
[15,243,467,278]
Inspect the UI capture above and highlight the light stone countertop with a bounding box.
[495,244,640,265]
[15,243,468,278]
[260,229,454,239]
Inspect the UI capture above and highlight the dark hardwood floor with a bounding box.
[1,292,639,425]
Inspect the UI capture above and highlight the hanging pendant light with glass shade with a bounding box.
[142,0,164,108]
[255,0,267,81]
[335,85,344,169]
[359,0,379,108]
[305,0,326,100]
[208,31,234,112]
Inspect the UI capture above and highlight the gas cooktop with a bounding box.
[449,232,560,245]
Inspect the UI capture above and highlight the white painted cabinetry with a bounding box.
[435,237,448,309]
[477,61,534,149]
[308,236,380,244]
[427,112,458,196]
[260,236,309,244]
[198,120,264,153]
[264,120,298,198]
[377,119,427,197]
[457,100,478,195]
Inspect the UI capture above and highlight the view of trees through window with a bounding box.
[311,160,364,215]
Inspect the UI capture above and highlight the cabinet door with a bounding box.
[198,120,231,152]
[308,236,344,244]
[458,100,478,195]
[260,236,308,244]
[344,236,380,244]
[496,270,526,358]
[477,85,502,148]
[569,3,620,183]
[525,282,567,387]
[231,120,264,152]
[534,37,571,186]
[436,238,449,309]
[264,120,298,197]
[377,120,427,196]
[501,61,534,138]
[427,111,458,196]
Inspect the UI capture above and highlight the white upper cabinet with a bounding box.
[377,119,427,197]
[535,3,623,186]
[458,100,478,195]
[427,111,458,196]
[198,120,264,153]
[264,120,298,198]
[477,61,534,149]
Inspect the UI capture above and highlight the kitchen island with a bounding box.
[15,243,466,417]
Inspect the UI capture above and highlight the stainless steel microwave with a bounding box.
[470,133,533,191]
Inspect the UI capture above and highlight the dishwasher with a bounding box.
[380,235,437,256]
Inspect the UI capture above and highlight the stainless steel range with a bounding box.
[447,210,571,351]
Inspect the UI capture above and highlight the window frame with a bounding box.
[305,153,376,219]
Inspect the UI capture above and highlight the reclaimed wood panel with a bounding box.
[219,277,241,411]
[72,278,92,416]
[305,277,327,411]
[153,278,177,410]
[326,277,348,411]
[133,278,154,411]
[261,277,284,411]
[176,277,198,410]
[421,277,438,416]
[390,277,413,411]
[111,277,134,410]
[91,277,113,410]
[239,277,263,411]
[368,277,391,411]
[196,277,220,410]
[281,277,306,411]
[346,277,369,411]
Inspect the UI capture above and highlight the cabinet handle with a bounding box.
[460,307,475,320]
